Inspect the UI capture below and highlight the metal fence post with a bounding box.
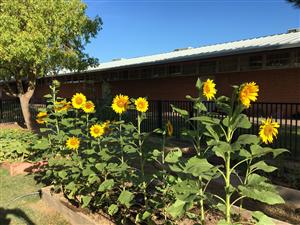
[157,100,163,129]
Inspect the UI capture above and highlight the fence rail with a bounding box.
[1,98,300,159]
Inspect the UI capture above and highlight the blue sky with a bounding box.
[84,0,300,63]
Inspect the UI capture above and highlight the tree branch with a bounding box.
[2,82,18,98]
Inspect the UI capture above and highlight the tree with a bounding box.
[287,0,300,8]
[0,0,102,130]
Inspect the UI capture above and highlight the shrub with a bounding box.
[0,128,38,162]
[34,79,287,225]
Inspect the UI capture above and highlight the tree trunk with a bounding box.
[19,89,35,130]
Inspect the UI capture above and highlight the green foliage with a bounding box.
[0,128,38,162]
[32,79,288,225]
[0,0,102,79]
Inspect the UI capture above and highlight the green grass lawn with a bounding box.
[0,168,70,225]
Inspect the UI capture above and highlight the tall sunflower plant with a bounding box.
[206,82,288,225]
[34,80,116,209]
[109,94,167,224]
[163,78,288,225]
[164,78,220,224]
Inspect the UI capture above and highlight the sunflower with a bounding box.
[203,79,217,101]
[66,137,80,150]
[55,100,71,112]
[135,97,149,113]
[259,118,280,144]
[71,93,87,109]
[102,120,111,133]
[82,101,95,113]
[166,120,173,137]
[36,111,48,124]
[90,124,105,138]
[239,82,259,108]
[111,94,129,114]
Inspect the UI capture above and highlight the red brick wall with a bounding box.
[33,82,102,100]
[109,76,199,100]
[107,68,300,103]
[16,67,300,103]
[215,68,300,103]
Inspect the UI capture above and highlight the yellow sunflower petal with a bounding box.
[111,94,129,114]
[239,82,259,108]
[36,111,48,124]
[203,79,217,101]
[66,137,80,150]
[83,101,95,113]
[259,118,280,144]
[166,120,173,137]
[71,93,87,109]
[90,124,105,138]
[135,97,149,113]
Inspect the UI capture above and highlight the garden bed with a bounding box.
[41,186,115,225]
[41,186,292,225]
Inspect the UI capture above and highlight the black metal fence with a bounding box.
[1,98,300,159]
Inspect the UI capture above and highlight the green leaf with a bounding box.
[108,204,118,216]
[252,211,275,225]
[239,174,284,205]
[95,163,106,171]
[150,149,162,161]
[194,102,207,112]
[250,144,264,156]
[88,174,100,184]
[217,219,234,225]
[82,195,92,208]
[58,170,67,179]
[216,96,231,114]
[165,148,182,163]
[98,179,114,192]
[166,199,186,218]
[123,144,137,154]
[69,129,82,136]
[232,114,251,129]
[250,161,277,173]
[142,211,151,220]
[43,94,52,98]
[118,190,134,208]
[212,141,231,160]
[195,77,202,90]
[82,167,94,177]
[153,128,163,134]
[239,148,251,158]
[190,116,220,125]
[172,180,198,202]
[171,105,189,118]
[184,156,213,177]
[205,125,220,141]
[222,116,229,127]
[236,134,259,145]
[263,147,289,158]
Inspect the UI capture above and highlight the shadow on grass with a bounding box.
[0,207,36,225]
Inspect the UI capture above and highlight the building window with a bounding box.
[168,64,181,75]
[153,66,165,77]
[240,54,263,71]
[182,63,197,75]
[266,52,290,67]
[141,68,153,79]
[199,61,216,74]
[120,70,129,80]
[219,57,238,72]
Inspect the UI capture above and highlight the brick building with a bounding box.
[2,29,300,103]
